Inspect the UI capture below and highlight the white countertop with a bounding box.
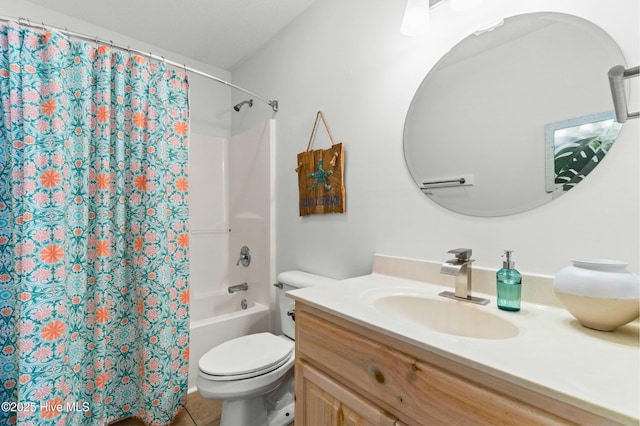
[289,272,640,425]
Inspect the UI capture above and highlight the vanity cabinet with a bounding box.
[297,361,396,426]
[294,302,615,426]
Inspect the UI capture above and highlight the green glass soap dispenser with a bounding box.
[497,250,522,311]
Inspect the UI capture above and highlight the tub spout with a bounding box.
[228,282,248,293]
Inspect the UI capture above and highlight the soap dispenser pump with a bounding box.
[497,250,522,311]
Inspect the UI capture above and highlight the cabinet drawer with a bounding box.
[296,307,570,425]
[296,361,397,426]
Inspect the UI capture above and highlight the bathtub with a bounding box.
[188,291,270,391]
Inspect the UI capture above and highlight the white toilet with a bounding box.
[197,271,336,426]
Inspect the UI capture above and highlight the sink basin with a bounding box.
[373,295,519,339]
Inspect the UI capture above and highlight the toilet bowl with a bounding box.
[197,333,295,426]
[196,270,336,426]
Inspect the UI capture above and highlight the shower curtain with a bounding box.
[0,22,190,425]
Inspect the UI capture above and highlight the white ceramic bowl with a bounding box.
[554,259,639,331]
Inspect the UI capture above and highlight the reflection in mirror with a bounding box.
[545,111,622,196]
[404,12,627,217]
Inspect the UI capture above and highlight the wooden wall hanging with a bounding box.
[296,111,346,216]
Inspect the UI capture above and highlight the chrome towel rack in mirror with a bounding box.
[420,175,474,192]
[609,65,639,123]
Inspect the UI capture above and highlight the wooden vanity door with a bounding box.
[296,361,397,426]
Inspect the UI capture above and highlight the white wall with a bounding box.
[232,0,640,279]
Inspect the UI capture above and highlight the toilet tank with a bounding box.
[276,270,337,339]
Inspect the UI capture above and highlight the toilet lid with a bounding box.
[199,332,293,379]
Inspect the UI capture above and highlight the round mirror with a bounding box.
[404,12,626,216]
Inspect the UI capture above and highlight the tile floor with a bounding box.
[111,392,222,426]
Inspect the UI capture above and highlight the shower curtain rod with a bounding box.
[0,15,279,112]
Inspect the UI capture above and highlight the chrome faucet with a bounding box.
[236,246,251,267]
[439,248,489,305]
[228,282,248,293]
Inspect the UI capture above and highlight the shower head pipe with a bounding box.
[234,99,253,112]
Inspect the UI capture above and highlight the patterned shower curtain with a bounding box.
[0,22,190,425]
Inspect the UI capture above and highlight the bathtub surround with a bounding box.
[228,120,277,329]
[187,121,276,391]
[188,133,230,308]
[0,22,190,425]
[188,120,277,411]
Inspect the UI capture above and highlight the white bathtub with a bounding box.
[188,292,270,391]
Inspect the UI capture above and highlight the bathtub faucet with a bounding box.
[228,282,248,294]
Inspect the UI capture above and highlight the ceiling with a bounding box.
[25,0,317,70]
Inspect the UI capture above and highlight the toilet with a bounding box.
[197,270,336,426]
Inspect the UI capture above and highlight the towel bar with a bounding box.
[608,65,639,123]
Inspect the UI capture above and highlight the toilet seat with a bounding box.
[199,333,293,381]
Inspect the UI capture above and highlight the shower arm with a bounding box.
[0,15,279,112]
